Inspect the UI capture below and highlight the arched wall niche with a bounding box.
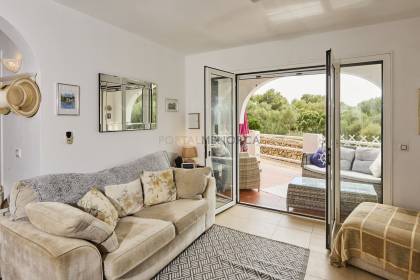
[0,16,40,196]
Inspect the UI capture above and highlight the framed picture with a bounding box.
[188,113,200,129]
[165,98,178,112]
[57,83,80,115]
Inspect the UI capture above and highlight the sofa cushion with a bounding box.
[369,153,382,178]
[103,217,175,280]
[340,170,382,184]
[211,138,230,157]
[310,149,326,168]
[303,164,326,175]
[303,164,381,184]
[174,167,212,200]
[9,181,39,220]
[141,169,176,206]
[352,147,380,174]
[340,147,355,171]
[77,188,119,229]
[134,199,208,234]
[25,202,118,253]
[104,178,143,217]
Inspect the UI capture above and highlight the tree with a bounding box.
[296,111,325,134]
[245,89,380,140]
[252,89,288,111]
[131,96,143,123]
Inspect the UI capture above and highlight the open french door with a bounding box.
[204,67,237,214]
[326,50,341,249]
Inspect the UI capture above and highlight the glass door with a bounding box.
[338,62,383,223]
[326,50,341,249]
[204,67,237,214]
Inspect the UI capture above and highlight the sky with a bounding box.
[254,73,381,106]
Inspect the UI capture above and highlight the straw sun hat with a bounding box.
[0,77,41,117]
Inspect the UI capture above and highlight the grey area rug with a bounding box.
[153,225,309,280]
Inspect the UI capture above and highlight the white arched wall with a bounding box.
[0,17,40,196]
[0,0,186,197]
[238,69,381,125]
[238,77,275,124]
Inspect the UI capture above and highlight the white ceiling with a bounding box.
[53,0,420,54]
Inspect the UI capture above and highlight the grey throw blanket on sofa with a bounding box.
[21,151,171,204]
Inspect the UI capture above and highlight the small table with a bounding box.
[287,176,378,220]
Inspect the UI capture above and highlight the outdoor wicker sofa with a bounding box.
[211,152,261,192]
[302,147,382,202]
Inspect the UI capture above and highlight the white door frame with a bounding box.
[204,66,237,214]
[339,53,393,205]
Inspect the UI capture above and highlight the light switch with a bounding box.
[15,148,22,158]
[66,131,73,144]
[400,144,409,151]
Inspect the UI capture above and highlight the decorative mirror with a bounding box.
[99,73,157,132]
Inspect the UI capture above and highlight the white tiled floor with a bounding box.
[215,205,383,280]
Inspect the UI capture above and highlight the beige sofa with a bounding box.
[0,153,216,280]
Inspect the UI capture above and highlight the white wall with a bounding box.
[0,27,40,195]
[186,17,420,210]
[0,0,186,195]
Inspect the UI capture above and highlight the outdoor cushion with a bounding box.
[340,170,381,184]
[303,164,381,184]
[369,153,382,178]
[310,149,326,168]
[103,217,175,280]
[303,164,326,175]
[134,199,208,234]
[211,138,230,157]
[352,147,380,174]
[340,147,355,171]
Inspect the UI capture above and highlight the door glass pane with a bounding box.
[209,72,235,209]
[339,63,383,222]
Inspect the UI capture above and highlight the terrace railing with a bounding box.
[258,133,381,164]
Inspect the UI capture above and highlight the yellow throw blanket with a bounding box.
[330,202,420,280]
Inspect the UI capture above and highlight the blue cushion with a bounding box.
[310,149,326,168]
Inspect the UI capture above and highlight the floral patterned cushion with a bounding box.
[141,169,176,206]
[104,179,143,217]
[77,188,119,229]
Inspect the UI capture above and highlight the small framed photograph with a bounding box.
[57,83,80,115]
[165,98,178,112]
[188,113,200,129]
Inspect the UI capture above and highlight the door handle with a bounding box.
[326,147,331,165]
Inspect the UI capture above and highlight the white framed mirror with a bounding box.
[99,73,157,132]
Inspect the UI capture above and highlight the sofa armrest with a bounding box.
[0,217,103,280]
[301,153,312,167]
[203,177,216,230]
